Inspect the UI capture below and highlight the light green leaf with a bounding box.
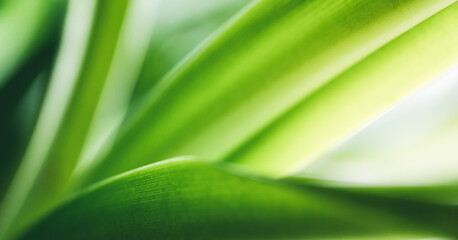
[300,66,458,185]
[225,2,458,176]
[83,0,458,185]
[19,159,458,239]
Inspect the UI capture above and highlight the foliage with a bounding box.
[0,0,458,239]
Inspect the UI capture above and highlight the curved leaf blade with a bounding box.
[20,159,458,239]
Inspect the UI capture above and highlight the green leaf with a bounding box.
[19,159,458,239]
[299,68,458,185]
[132,0,251,101]
[0,40,57,200]
[225,2,458,176]
[0,0,133,237]
[286,177,458,205]
[82,0,458,184]
[73,0,159,174]
[0,0,63,88]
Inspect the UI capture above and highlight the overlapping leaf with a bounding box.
[225,2,458,176]
[2,0,458,239]
[0,0,131,237]
[82,0,458,185]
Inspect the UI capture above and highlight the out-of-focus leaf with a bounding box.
[0,0,132,238]
[83,0,457,185]
[20,159,458,239]
[132,0,251,101]
[0,38,58,201]
[74,0,159,176]
[0,0,63,88]
[69,0,250,180]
